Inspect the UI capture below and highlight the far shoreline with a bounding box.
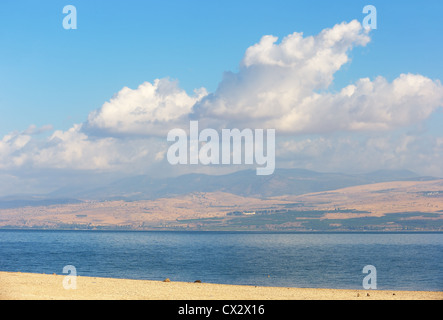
[1,228,442,234]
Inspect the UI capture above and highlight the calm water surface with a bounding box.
[0,230,442,291]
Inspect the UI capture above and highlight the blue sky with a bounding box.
[1,0,442,135]
[0,0,442,194]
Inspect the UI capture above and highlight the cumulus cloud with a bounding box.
[0,124,168,172]
[77,20,443,137]
[276,73,443,133]
[193,20,443,133]
[192,20,370,126]
[86,78,207,137]
[0,131,32,169]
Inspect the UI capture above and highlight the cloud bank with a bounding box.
[1,20,443,187]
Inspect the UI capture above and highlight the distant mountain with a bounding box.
[48,168,439,201]
[0,195,82,209]
[356,169,428,183]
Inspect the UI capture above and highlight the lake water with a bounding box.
[0,230,442,291]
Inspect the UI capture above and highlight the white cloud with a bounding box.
[37,124,172,171]
[242,20,369,72]
[79,20,443,139]
[22,124,54,135]
[192,20,371,126]
[86,78,207,136]
[0,124,168,172]
[276,73,443,133]
[193,20,443,134]
[0,132,32,169]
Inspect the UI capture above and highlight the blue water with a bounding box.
[0,230,442,291]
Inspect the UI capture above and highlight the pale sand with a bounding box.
[0,271,441,300]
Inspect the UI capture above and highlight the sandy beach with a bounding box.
[0,271,441,300]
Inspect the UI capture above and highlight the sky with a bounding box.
[0,0,442,195]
